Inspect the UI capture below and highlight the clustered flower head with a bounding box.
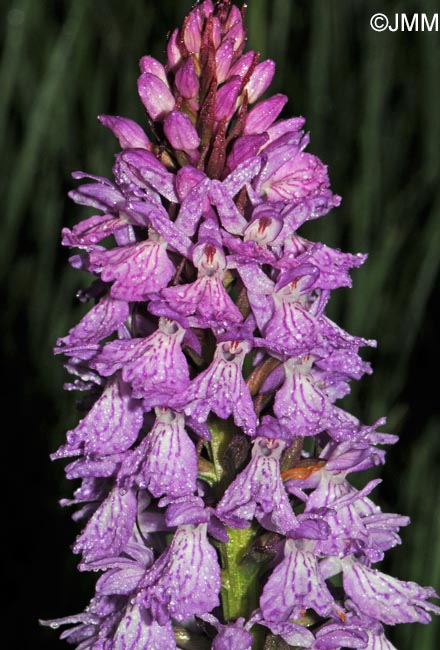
[43,1,439,648]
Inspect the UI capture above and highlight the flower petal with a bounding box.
[98,115,151,150]
[140,524,221,624]
[137,72,175,120]
[53,377,143,458]
[342,557,440,625]
[57,295,129,346]
[89,239,174,301]
[260,539,337,621]
[113,605,176,649]
[74,488,137,563]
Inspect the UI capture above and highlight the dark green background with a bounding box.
[1,0,439,647]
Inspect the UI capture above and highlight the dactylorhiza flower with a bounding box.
[43,1,439,648]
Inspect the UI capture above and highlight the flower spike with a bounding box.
[44,1,439,648]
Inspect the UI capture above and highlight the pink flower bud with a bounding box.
[166,29,182,70]
[137,73,175,121]
[244,94,288,134]
[175,58,199,99]
[215,77,241,122]
[229,50,255,79]
[139,56,168,85]
[225,5,242,31]
[200,0,214,18]
[164,110,201,152]
[183,10,202,54]
[245,59,276,103]
[225,20,245,51]
[211,17,222,49]
[216,40,234,84]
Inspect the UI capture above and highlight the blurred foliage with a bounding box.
[1,0,439,647]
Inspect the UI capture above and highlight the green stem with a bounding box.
[219,526,260,620]
[209,419,266,649]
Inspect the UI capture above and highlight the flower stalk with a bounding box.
[209,419,262,634]
[42,1,439,648]
[219,526,261,622]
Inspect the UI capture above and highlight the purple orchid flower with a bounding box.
[177,339,257,434]
[216,436,296,533]
[260,538,339,623]
[138,523,221,624]
[118,408,198,498]
[91,317,190,407]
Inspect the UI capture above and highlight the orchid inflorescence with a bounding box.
[43,1,439,648]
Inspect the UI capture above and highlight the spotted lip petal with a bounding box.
[91,320,190,405]
[216,437,297,534]
[264,295,320,357]
[341,557,440,625]
[274,358,333,437]
[73,487,137,563]
[177,340,257,435]
[113,605,176,650]
[88,238,175,301]
[259,151,330,203]
[57,295,129,347]
[52,377,143,458]
[118,410,198,499]
[260,538,338,622]
[139,524,221,624]
[161,252,244,326]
